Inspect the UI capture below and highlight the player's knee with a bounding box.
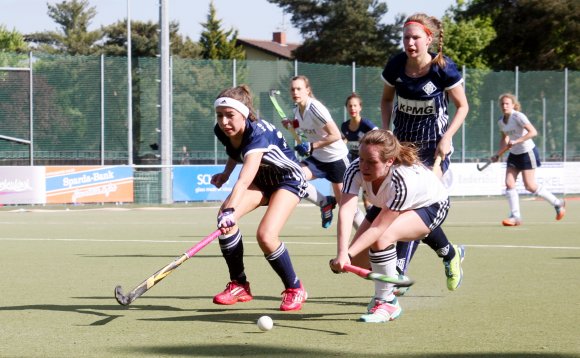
[525,184,538,193]
[256,228,279,245]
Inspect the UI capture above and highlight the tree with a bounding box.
[268,0,402,66]
[460,0,579,70]
[25,0,101,55]
[100,20,200,59]
[99,19,202,163]
[199,1,245,60]
[443,4,496,70]
[0,26,27,52]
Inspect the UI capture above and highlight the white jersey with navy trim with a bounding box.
[342,159,447,211]
[497,110,535,155]
[214,119,307,189]
[293,97,349,163]
[381,52,463,148]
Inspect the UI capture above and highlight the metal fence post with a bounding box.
[515,66,519,99]
[542,95,546,161]
[159,0,172,204]
[29,51,34,166]
[462,65,466,162]
[490,100,494,156]
[127,0,133,165]
[564,68,568,162]
[352,61,356,93]
[233,58,236,87]
[101,54,105,166]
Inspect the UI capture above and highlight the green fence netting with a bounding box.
[0,52,577,166]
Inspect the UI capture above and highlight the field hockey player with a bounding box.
[290,75,365,230]
[496,93,566,226]
[330,130,465,323]
[380,13,469,289]
[211,85,308,311]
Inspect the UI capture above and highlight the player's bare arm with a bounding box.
[380,84,395,129]
[438,84,469,157]
[312,120,343,150]
[211,157,237,188]
[221,152,263,211]
[333,192,359,269]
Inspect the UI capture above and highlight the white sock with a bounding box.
[303,182,325,207]
[506,188,521,218]
[353,207,365,230]
[369,246,397,302]
[534,186,561,207]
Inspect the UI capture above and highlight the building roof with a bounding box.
[237,32,300,60]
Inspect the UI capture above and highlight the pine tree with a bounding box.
[268,0,401,66]
[25,0,101,55]
[199,1,245,60]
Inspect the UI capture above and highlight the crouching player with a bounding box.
[330,129,464,322]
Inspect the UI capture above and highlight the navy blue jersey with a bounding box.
[214,119,307,195]
[340,118,377,159]
[381,52,463,147]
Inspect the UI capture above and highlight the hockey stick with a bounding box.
[114,229,222,306]
[477,146,509,172]
[268,89,302,144]
[343,264,415,287]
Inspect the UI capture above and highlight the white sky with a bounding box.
[1,0,456,43]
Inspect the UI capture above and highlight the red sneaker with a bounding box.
[555,200,566,221]
[280,282,308,311]
[501,216,521,227]
[213,281,253,305]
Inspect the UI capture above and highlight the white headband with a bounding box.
[214,97,250,118]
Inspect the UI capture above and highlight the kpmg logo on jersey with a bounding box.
[397,96,435,116]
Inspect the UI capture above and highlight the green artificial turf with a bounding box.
[0,198,578,357]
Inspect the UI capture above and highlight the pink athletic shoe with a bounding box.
[280,282,307,311]
[213,281,253,305]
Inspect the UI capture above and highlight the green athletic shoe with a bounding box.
[443,245,465,291]
[360,298,402,323]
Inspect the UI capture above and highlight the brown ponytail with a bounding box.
[360,129,419,166]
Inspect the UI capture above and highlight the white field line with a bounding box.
[0,237,578,250]
[2,204,319,213]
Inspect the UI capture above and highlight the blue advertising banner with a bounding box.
[173,165,332,202]
[173,165,242,202]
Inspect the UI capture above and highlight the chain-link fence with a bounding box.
[1,52,578,164]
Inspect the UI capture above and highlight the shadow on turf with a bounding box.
[0,294,372,328]
[0,303,356,334]
[142,310,354,335]
[75,294,446,311]
[0,304,128,326]
[117,344,578,357]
